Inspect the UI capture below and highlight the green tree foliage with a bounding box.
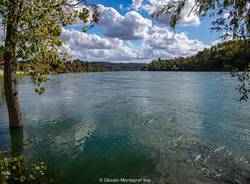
[19,60,145,73]
[152,1,250,101]
[144,39,250,71]
[0,0,99,93]
[152,0,250,39]
[0,151,51,184]
[0,0,99,127]
[145,39,250,101]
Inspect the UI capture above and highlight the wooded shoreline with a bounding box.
[0,40,249,75]
[143,40,250,72]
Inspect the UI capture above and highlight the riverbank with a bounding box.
[0,70,3,81]
[0,71,24,81]
[144,40,250,71]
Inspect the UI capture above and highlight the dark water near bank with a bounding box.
[0,72,250,184]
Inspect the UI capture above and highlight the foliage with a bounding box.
[231,70,250,101]
[152,0,250,39]
[153,1,250,101]
[0,0,99,94]
[144,39,250,71]
[0,151,51,184]
[144,39,250,101]
[19,60,145,73]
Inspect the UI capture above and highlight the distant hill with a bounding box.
[19,60,145,74]
[144,40,250,71]
[0,45,146,74]
[2,40,249,74]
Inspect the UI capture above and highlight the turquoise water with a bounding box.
[0,72,250,184]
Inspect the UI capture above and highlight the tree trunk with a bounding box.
[4,0,23,128]
[10,128,23,157]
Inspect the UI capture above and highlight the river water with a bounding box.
[0,72,249,184]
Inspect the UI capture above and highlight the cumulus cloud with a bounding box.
[132,0,200,26]
[61,28,123,49]
[0,3,208,63]
[60,25,207,62]
[98,5,152,40]
[131,0,144,10]
[59,4,207,62]
[60,28,151,62]
[146,26,206,57]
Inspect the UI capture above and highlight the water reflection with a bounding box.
[10,128,23,157]
[0,72,250,184]
[51,119,95,157]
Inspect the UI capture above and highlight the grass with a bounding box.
[0,73,24,81]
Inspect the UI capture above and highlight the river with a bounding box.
[0,72,249,184]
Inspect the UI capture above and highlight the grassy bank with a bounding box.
[0,72,24,81]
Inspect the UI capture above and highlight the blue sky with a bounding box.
[90,0,220,43]
[61,0,222,63]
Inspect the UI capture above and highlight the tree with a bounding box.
[144,39,250,72]
[0,0,99,128]
[152,0,250,100]
[152,0,250,39]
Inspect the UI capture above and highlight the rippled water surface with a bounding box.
[0,72,250,184]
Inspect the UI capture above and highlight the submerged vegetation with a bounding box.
[0,151,51,184]
[144,40,250,71]
[0,0,249,183]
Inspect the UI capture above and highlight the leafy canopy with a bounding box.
[152,0,250,39]
[152,0,250,101]
[0,150,51,184]
[0,0,99,94]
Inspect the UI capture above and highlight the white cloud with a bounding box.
[146,26,206,57]
[60,28,151,62]
[59,4,207,62]
[211,32,234,46]
[61,28,123,49]
[60,25,207,63]
[0,3,208,63]
[131,0,144,10]
[132,0,200,26]
[99,5,152,40]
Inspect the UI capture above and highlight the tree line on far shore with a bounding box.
[1,40,249,74]
[143,40,250,71]
[0,47,144,73]
[20,60,145,73]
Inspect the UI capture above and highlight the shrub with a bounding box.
[0,151,52,184]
